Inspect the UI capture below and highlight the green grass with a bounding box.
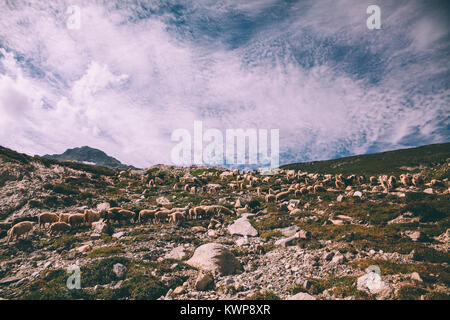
[281,142,450,176]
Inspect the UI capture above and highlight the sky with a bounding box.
[0,0,449,168]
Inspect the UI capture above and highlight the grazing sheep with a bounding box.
[154,210,170,224]
[68,213,86,228]
[49,222,71,235]
[210,205,234,216]
[38,212,60,229]
[208,218,221,229]
[412,174,423,187]
[168,211,185,224]
[138,209,157,223]
[313,184,326,193]
[84,209,101,225]
[276,190,291,201]
[286,170,296,180]
[400,174,412,186]
[388,176,397,190]
[265,194,276,203]
[236,205,249,216]
[59,213,71,223]
[7,221,34,244]
[378,175,389,192]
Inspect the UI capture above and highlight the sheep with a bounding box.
[208,218,221,229]
[388,176,397,190]
[68,213,86,228]
[7,221,35,244]
[168,211,185,224]
[412,174,423,187]
[276,190,292,201]
[265,194,276,203]
[188,206,207,220]
[138,209,158,223]
[49,222,71,235]
[210,205,234,216]
[59,213,71,223]
[313,184,326,193]
[38,212,60,229]
[84,209,101,225]
[378,175,389,192]
[154,210,170,224]
[400,174,412,186]
[236,205,249,216]
[286,170,296,180]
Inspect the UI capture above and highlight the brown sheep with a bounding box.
[369,176,378,185]
[378,175,389,192]
[49,222,71,235]
[38,212,60,229]
[154,210,170,224]
[276,190,292,201]
[138,209,157,223]
[265,194,276,203]
[84,209,101,225]
[400,174,412,186]
[412,174,423,187]
[59,213,71,223]
[313,184,326,193]
[7,221,35,244]
[388,176,397,189]
[68,213,86,228]
[168,211,185,224]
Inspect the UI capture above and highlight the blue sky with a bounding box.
[0,0,449,168]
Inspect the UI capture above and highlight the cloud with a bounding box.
[0,0,448,168]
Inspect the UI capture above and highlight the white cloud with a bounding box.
[0,0,448,168]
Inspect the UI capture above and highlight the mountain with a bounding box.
[42,146,135,170]
[281,143,450,176]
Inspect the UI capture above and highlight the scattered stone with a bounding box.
[195,272,214,291]
[164,246,187,260]
[113,263,127,279]
[228,217,258,237]
[186,243,242,275]
[280,225,299,237]
[287,292,316,300]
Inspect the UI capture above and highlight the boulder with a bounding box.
[357,272,392,298]
[195,272,214,291]
[113,263,127,279]
[186,243,242,275]
[228,217,258,237]
[164,246,187,260]
[287,292,316,300]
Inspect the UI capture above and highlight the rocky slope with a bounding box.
[0,145,449,300]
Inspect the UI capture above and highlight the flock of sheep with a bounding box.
[4,167,447,245]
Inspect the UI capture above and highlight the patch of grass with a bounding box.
[292,276,368,299]
[395,286,427,300]
[88,246,124,258]
[246,290,280,300]
[349,259,450,286]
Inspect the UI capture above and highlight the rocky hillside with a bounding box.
[0,145,448,300]
[42,146,135,170]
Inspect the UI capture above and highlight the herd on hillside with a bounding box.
[2,167,448,245]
